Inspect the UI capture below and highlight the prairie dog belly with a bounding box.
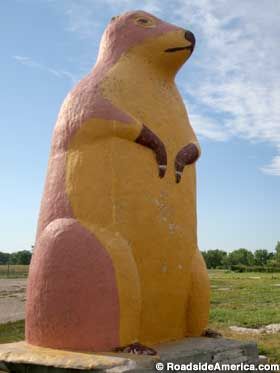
[67,125,198,343]
[66,122,197,256]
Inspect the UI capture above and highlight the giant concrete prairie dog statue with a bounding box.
[26,10,210,354]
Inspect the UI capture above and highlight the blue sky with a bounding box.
[1,0,279,253]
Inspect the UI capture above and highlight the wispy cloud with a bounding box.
[188,112,230,142]
[63,4,102,39]
[13,55,77,83]
[171,0,280,174]
[261,154,280,176]
[48,0,163,39]
[103,0,162,14]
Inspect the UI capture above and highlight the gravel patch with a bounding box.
[0,279,26,324]
[230,324,280,335]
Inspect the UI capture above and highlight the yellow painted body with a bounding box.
[66,31,210,346]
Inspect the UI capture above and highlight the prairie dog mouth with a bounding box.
[165,45,193,53]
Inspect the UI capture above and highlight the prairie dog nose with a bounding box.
[184,30,196,46]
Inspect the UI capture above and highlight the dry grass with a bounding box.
[0,265,29,279]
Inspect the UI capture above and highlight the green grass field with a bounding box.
[0,269,279,362]
[208,270,280,362]
[0,321,24,344]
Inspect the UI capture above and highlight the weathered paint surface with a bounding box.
[26,10,210,352]
[0,342,137,370]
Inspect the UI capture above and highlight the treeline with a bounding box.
[1,242,280,272]
[0,250,32,265]
[202,241,280,272]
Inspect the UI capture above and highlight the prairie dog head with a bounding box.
[96,11,195,76]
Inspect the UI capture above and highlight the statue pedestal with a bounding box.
[0,337,259,372]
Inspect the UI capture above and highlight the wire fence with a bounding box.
[0,265,29,278]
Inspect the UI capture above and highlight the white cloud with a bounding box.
[170,0,280,174]
[261,155,280,176]
[13,55,77,83]
[188,113,229,142]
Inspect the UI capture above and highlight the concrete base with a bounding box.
[0,337,259,372]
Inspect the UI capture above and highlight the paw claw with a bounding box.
[175,171,182,183]
[202,328,222,338]
[158,164,167,178]
[114,342,157,355]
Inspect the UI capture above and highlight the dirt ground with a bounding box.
[0,279,26,324]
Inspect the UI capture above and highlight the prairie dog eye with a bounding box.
[134,16,156,28]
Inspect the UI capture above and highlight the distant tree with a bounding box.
[275,241,280,263]
[0,252,10,265]
[9,252,17,264]
[226,248,254,267]
[10,250,32,265]
[201,251,207,263]
[254,249,270,266]
[202,249,227,269]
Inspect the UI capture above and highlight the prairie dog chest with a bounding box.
[101,62,195,159]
